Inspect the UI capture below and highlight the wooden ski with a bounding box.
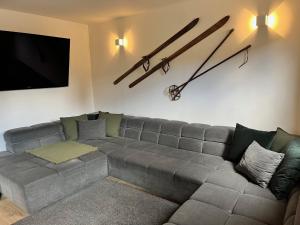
[113,18,200,85]
[129,16,230,88]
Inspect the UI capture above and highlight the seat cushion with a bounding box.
[104,136,137,146]
[126,141,156,151]
[191,183,240,212]
[0,158,59,213]
[225,215,267,225]
[243,182,278,201]
[175,163,213,186]
[233,194,285,225]
[206,170,248,193]
[169,199,229,225]
[283,185,300,224]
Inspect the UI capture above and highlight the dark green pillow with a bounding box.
[60,114,87,140]
[99,112,122,137]
[227,123,275,162]
[269,139,300,199]
[270,128,296,152]
[87,112,99,120]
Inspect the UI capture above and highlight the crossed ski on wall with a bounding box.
[113,15,252,101]
[113,18,200,85]
[129,16,230,88]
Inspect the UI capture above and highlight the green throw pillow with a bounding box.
[270,128,297,152]
[60,114,87,140]
[269,139,300,199]
[227,123,275,162]
[99,112,122,137]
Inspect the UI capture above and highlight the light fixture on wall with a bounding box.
[115,38,124,47]
[256,14,277,28]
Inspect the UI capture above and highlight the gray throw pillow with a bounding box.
[77,119,106,140]
[236,141,285,188]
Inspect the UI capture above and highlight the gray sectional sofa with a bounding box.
[0,114,299,225]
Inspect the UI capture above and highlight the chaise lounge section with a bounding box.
[1,121,108,213]
[0,114,299,225]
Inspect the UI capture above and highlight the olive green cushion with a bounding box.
[227,123,275,162]
[99,112,122,137]
[269,139,300,199]
[26,141,97,164]
[270,128,297,152]
[60,114,88,140]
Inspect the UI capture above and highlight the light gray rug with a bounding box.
[14,178,178,225]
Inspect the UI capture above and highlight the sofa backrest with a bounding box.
[284,184,300,225]
[4,121,65,154]
[120,115,234,157]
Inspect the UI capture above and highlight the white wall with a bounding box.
[0,9,94,150]
[89,0,300,134]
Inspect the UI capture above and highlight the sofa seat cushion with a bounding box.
[191,183,240,212]
[283,186,300,224]
[104,136,137,146]
[217,161,235,171]
[78,151,108,184]
[147,157,188,183]
[79,139,108,147]
[233,194,285,225]
[0,153,33,168]
[169,199,229,225]
[206,170,248,193]
[126,141,157,151]
[243,182,278,201]
[0,160,55,185]
[174,163,213,186]
[189,153,224,169]
[0,158,40,177]
[107,148,140,172]
[143,145,224,169]
[142,144,179,155]
[225,215,268,225]
[0,158,60,213]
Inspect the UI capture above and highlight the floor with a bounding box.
[0,198,27,225]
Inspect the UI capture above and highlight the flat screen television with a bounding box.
[0,30,70,91]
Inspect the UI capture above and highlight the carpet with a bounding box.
[14,178,179,225]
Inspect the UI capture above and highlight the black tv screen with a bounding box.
[0,30,70,91]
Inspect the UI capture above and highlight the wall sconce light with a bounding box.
[115,38,124,47]
[256,14,276,28]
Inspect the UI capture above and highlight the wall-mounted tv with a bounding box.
[0,30,70,91]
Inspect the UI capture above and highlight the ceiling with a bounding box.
[0,0,185,24]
